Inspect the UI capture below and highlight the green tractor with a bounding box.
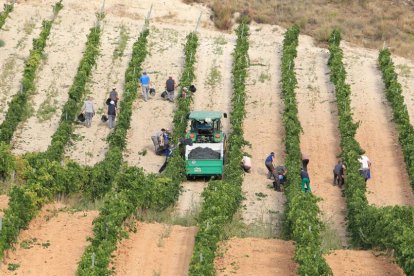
[184,111,227,178]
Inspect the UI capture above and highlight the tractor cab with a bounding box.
[186,111,226,143]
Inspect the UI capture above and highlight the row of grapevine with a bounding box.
[81,27,149,200]
[0,2,13,29]
[328,30,414,275]
[0,15,102,260]
[77,29,199,275]
[188,19,249,275]
[0,0,63,143]
[280,25,332,275]
[378,49,414,192]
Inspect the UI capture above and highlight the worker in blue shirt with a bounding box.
[139,71,151,102]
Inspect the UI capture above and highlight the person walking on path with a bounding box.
[333,159,346,187]
[358,154,371,182]
[165,76,177,102]
[301,152,309,171]
[300,167,311,192]
[109,87,119,106]
[107,100,117,129]
[81,96,95,127]
[139,71,151,102]
[265,152,277,179]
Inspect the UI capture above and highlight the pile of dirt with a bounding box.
[188,147,220,160]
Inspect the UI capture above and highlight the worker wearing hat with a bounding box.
[109,87,119,106]
[107,100,117,129]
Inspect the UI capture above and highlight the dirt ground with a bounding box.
[296,35,348,246]
[325,250,405,276]
[241,23,286,231]
[0,2,51,124]
[111,222,197,276]
[175,29,235,216]
[0,202,98,276]
[0,194,9,216]
[343,43,414,207]
[215,237,297,276]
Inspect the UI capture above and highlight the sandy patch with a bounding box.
[0,3,52,123]
[325,250,404,276]
[215,237,297,276]
[0,202,98,276]
[112,222,197,276]
[296,34,348,245]
[343,43,414,207]
[11,2,95,154]
[0,194,9,216]
[241,24,286,230]
[66,17,138,165]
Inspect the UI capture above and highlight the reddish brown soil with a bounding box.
[215,238,297,276]
[112,222,197,276]
[0,203,98,275]
[325,250,405,276]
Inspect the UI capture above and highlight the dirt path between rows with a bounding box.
[0,203,98,276]
[0,194,9,217]
[343,43,414,207]
[215,237,297,275]
[66,17,137,165]
[296,35,348,246]
[111,222,197,276]
[123,24,187,172]
[12,2,95,154]
[325,250,404,275]
[175,29,235,216]
[241,24,285,232]
[0,2,51,124]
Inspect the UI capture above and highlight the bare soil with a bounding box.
[215,237,297,276]
[0,194,9,216]
[0,203,98,276]
[241,23,286,231]
[296,34,348,245]
[325,250,405,276]
[111,222,197,276]
[0,2,52,123]
[343,43,414,207]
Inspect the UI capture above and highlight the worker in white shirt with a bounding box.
[358,154,371,182]
[241,156,251,173]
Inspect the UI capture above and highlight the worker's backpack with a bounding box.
[161,91,167,99]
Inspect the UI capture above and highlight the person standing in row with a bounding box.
[165,76,177,102]
[81,96,95,127]
[139,71,151,102]
[265,152,277,179]
[300,168,311,193]
[107,100,117,129]
[333,159,346,187]
[110,87,119,106]
[301,152,309,171]
[358,154,371,182]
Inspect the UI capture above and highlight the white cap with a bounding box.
[110,100,115,105]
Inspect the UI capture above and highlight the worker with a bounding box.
[333,159,346,187]
[301,152,309,171]
[139,71,151,102]
[107,100,117,129]
[241,156,251,173]
[301,177,311,193]
[276,165,288,184]
[81,96,95,127]
[265,152,277,180]
[300,167,309,181]
[358,154,371,182]
[109,87,119,106]
[165,76,177,102]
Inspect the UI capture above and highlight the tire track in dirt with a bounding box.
[11,5,95,155]
[296,35,348,246]
[240,24,285,231]
[215,238,298,275]
[66,18,137,165]
[342,43,414,207]
[0,203,98,276]
[325,250,404,275]
[0,3,52,123]
[123,25,187,172]
[111,222,197,276]
[174,30,235,216]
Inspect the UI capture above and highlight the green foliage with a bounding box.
[0,1,63,143]
[279,25,332,275]
[189,19,249,275]
[83,29,149,200]
[328,30,414,275]
[0,3,13,30]
[0,142,15,180]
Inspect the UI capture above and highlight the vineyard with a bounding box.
[0,0,414,275]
